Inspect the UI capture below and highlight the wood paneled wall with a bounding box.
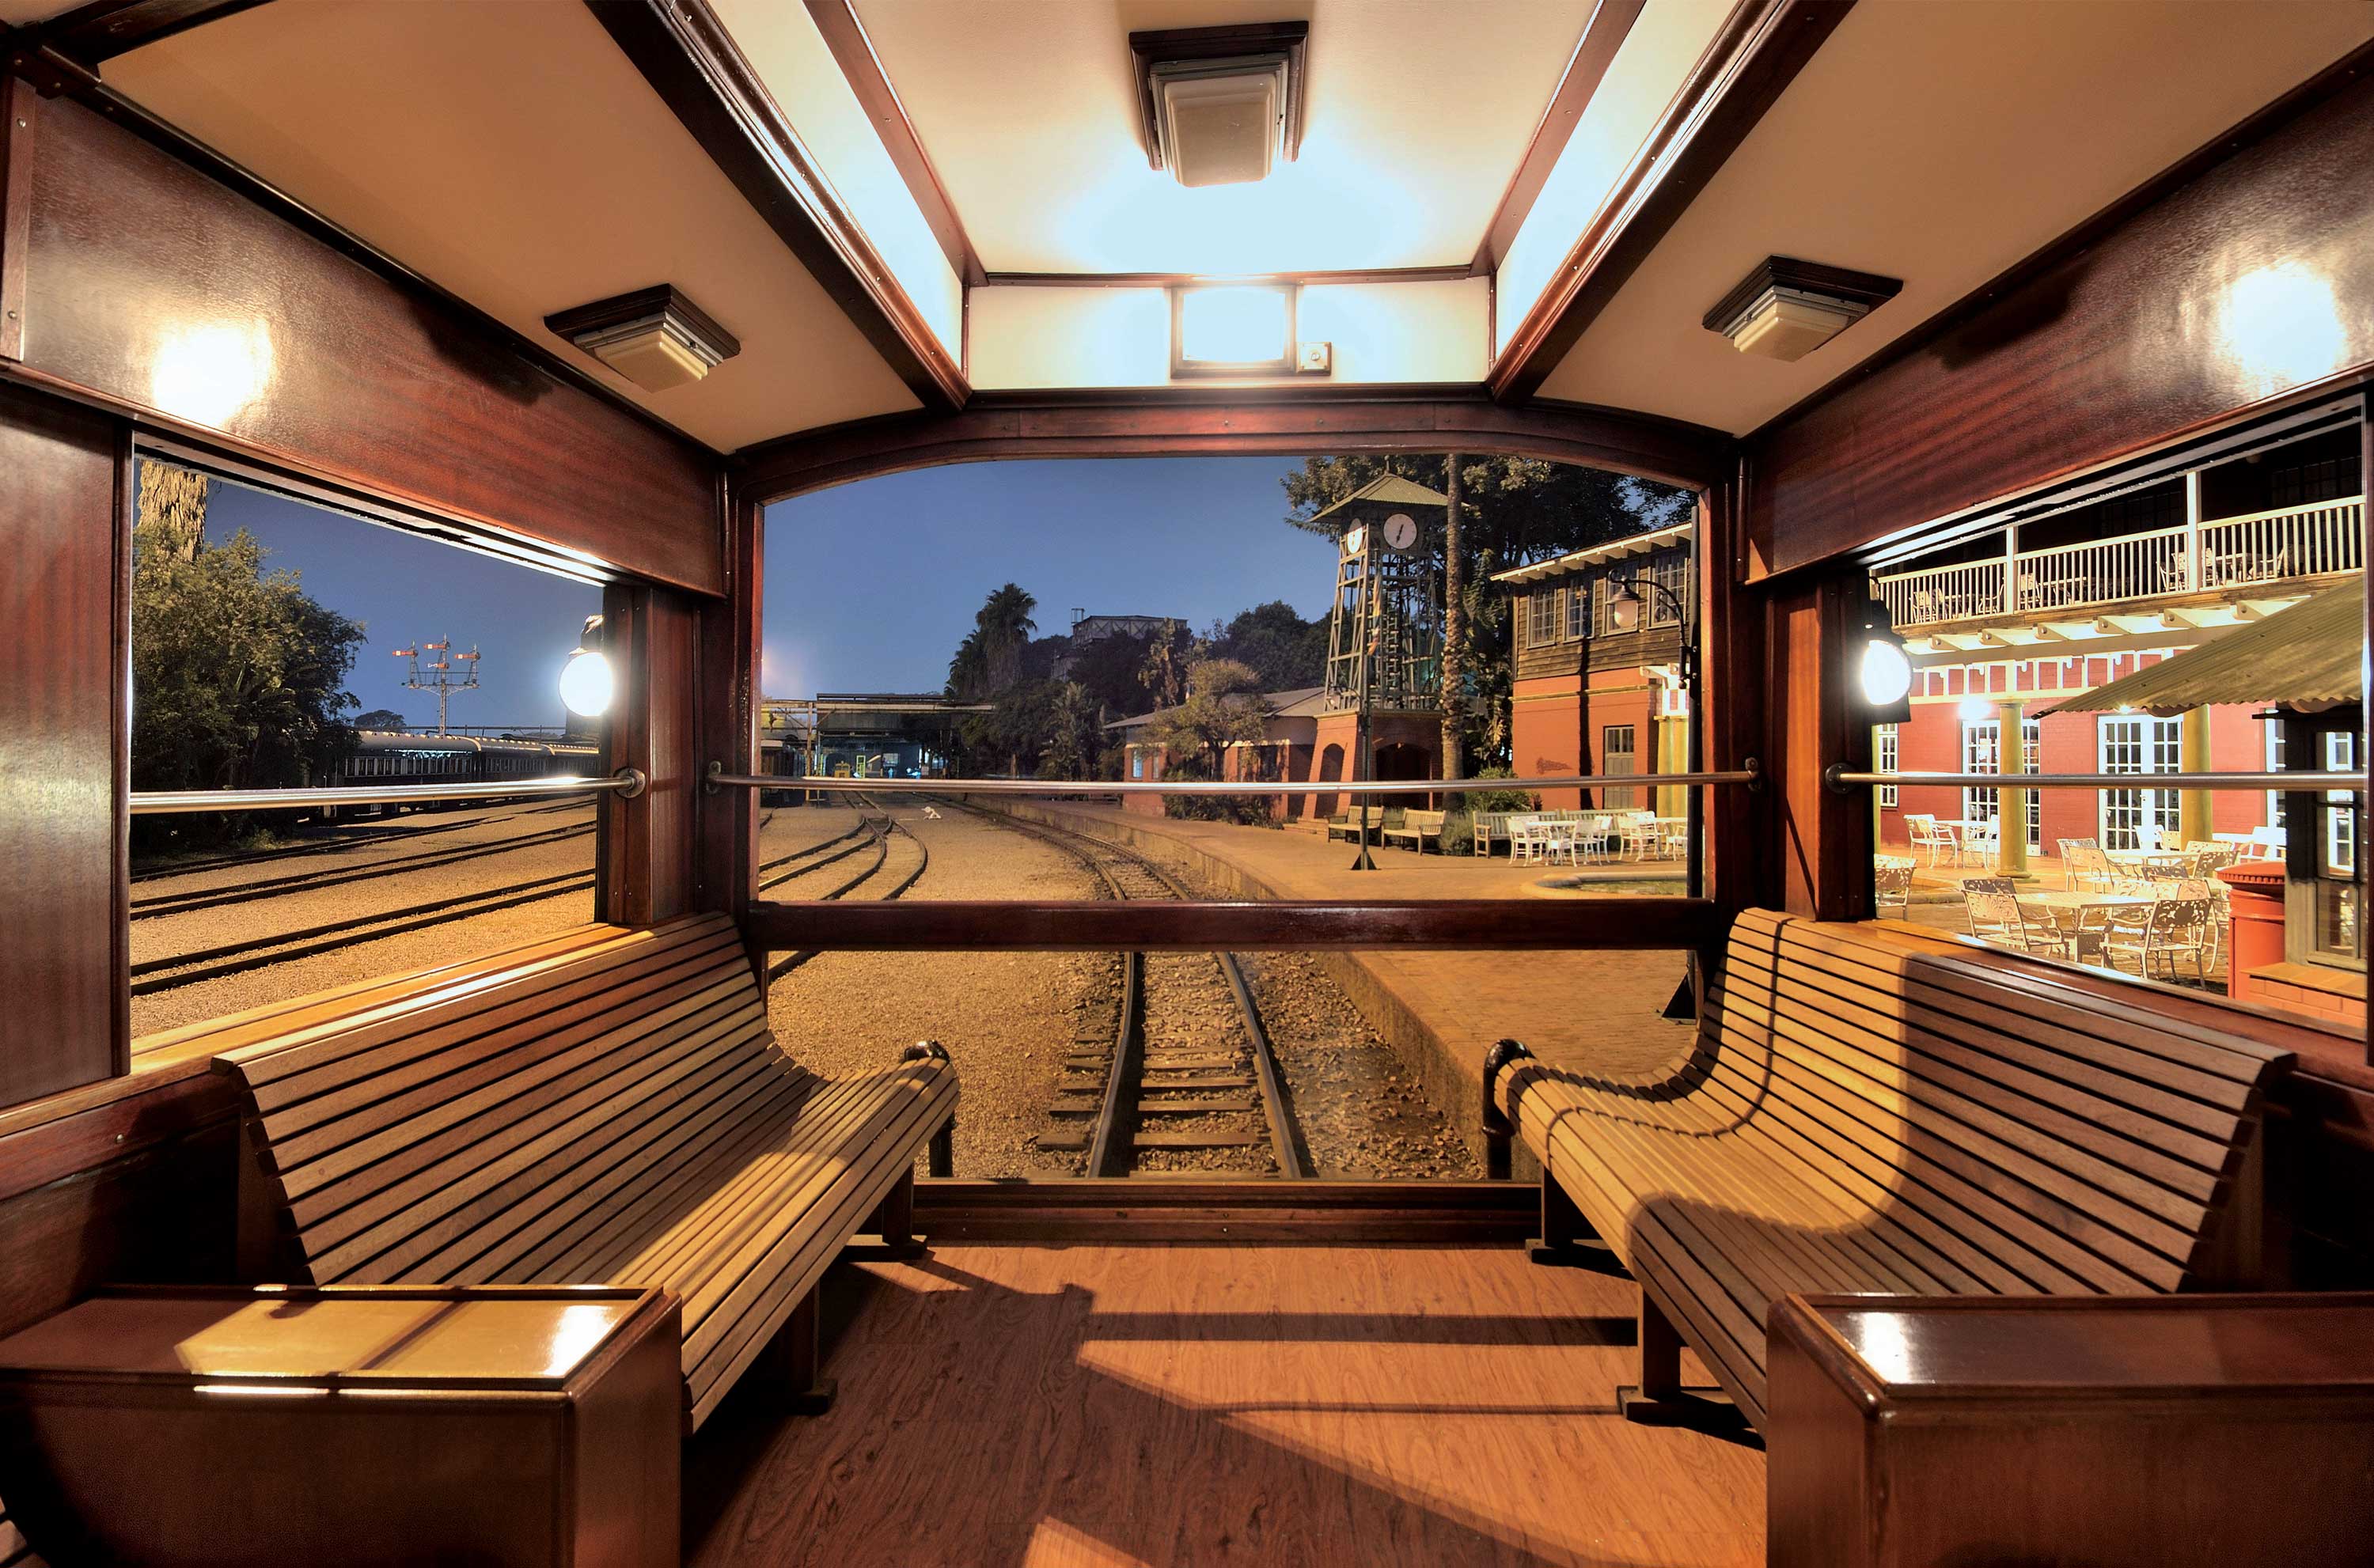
[1744,62,2374,578]
[601,585,702,929]
[0,380,125,1106]
[2,89,725,594]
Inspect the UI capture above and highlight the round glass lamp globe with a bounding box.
[559,649,614,718]
[1859,638,1912,706]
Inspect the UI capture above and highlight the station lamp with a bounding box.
[559,614,614,719]
[1855,595,1913,724]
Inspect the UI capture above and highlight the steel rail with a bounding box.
[705,764,1759,797]
[766,797,931,979]
[130,799,591,884]
[131,820,597,920]
[1828,767,2367,790]
[957,797,1309,1179]
[131,770,648,814]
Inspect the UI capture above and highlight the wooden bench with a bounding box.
[1325,813,1379,844]
[1483,907,2290,1430]
[1379,809,1447,853]
[1469,810,1514,856]
[213,912,958,1431]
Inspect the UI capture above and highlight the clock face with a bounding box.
[1341,525,1365,557]
[1383,513,1419,551]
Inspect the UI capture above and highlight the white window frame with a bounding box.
[1603,724,1637,809]
[2098,714,2182,850]
[1875,724,1899,808]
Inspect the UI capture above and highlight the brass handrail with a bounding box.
[131,769,648,814]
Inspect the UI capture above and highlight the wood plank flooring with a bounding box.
[684,1244,1764,1566]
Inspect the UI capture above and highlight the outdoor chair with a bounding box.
[1959,817,2000,866]
[1963,888,2069,959]
[2104,891,2217,985]
[2056,836,2099,889]
[1874,856,1914,918]
[1906,814,1959,866]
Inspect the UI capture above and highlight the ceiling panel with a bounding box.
[104,0,919,452]
[1538,0,2374,435]
[850,0,1595,275]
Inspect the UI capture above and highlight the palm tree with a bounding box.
[974,583,1037,694]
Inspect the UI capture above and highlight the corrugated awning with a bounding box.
[1489,521,1693,585]
[2038,578,2364,717]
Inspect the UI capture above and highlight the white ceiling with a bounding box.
[849,0,1595,275]
[104,0,920,452]
[1539,0,2374,435]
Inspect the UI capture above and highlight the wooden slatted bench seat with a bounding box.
[212,912,958,1431]
[1483,907,2291,1430]
[1379,809,1448,853]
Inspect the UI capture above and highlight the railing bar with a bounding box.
[704,768,1761,797]
[1831,770,2364,790]
[131,770,647,815]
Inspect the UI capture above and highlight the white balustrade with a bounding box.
[1874,498,2362,628]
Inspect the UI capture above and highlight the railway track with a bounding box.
[763,794,928,979]
[130,818,600,920]
[129,798,588,884]
[131,810,841,998]
[950,799,1307,1179]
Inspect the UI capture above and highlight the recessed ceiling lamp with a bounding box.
[1705,257,1902,363]
[1129,23,1307,189]
[545,286,740,393]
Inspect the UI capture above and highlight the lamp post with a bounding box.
[1606,570,1700,901]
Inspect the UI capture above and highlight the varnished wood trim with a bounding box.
[1487,0,1854,403]
[0,58,718,463]
[982,265,1477,289]
[1747,36,2374,459]
[748,896,1720,953]
[915,1179,1534,1242]
[21,0,265,65]
[1472,0,1644,275]
[589,0,968,413]
[1126,21,1307,172]
[734,386,1732,500]
[0,73,30,362]
[802,0,982,287]
[0,1062,238,1206]
[1743,40,2374,578]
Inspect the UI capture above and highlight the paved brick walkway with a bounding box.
[1002,804,1701,1165]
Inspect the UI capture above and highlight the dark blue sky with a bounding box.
[200,477,601,730]
[188,457,1336,722]
[761,457,1336,696]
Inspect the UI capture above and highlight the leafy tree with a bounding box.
[1136,617,1193,711]
[1205,600,1328,691]
[131,506,366,846]
[353,707,408,731]
[1033,681,1104,781]
[1143,657,1269,782]
[1064,629,1159,720]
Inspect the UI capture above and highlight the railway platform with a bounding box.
[994,801,1697,1171]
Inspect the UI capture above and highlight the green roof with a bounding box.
[2040,578,2364,717]
[1304,472,1451,525]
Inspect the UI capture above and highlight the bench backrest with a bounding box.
[1707,909,2289,1293]
[1403,810,1446,830]
[217,914,798,1288]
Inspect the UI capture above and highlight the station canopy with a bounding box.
[2041,579,2366,718]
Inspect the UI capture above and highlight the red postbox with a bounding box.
[2217,860,2287,1004]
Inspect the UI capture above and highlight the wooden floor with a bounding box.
[685,1243,1764,1567]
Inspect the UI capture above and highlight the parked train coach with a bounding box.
[328,731,602,815]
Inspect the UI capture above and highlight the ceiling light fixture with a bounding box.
[545,286,740,393]
[1705,257,1902,363]
[1129,22,1307,190]
[1172,283,1297,377]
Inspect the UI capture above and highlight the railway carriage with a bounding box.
[327,732,604,816]
[2,1,2371,1564]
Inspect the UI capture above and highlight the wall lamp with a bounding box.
[559,614,615,719]
[1856,596,1913,723]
